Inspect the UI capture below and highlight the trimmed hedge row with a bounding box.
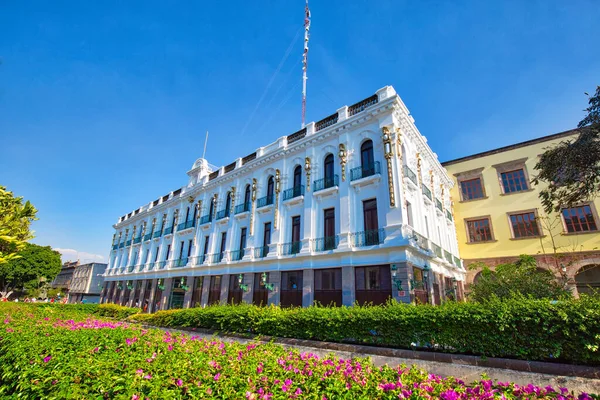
[130,297,600,365]
[12,303,140,320]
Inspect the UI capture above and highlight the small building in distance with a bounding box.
[51,260,79,296]
[68,263,108,304]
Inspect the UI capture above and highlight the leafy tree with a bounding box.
[533,86,600,213]
[468,255,571,302]
[0,185,37,264]
[0,243,62,296]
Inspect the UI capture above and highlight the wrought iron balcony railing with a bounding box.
[189,255,205,266]
[256,194,274,208]
[112,244,118,250]
[216,209,231,220]
[422,185,432,200]
[230,249,245,261]
[199,215,212,225]
[235,202,251,214]
[177,219,196,231]
[313,235,339,252]
[173,258,188,268]
[313,175,339,192]
[254,245,270,259]
[281,241,301,256]
[435,199,443,211]
[283,185,305,201]
[351,228,385,247]
[156,261,167,270]
[143,233,152,241]
[125,240,132,247]
[163,226,174,235]
[208,253,222,264]
[403,165,418,186]
[446,210,453,221]
[350,161,381,181]
[133,236,142,244]
[444,250,453,263]
[153,229,163,239]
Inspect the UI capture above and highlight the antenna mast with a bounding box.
[301,0,311,128]
[202,131,209,160]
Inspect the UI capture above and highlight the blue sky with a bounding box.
[1,0,598,263]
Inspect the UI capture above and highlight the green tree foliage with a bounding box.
[533,86,600,213]
[0,186,37,264]
[0,243,62,294]
[468,255,571,302]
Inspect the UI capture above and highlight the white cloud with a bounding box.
[53,248,106,264]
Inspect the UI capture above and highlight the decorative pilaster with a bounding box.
[416,153,422,187]
[250,178,257,235]
[429,170,434,193]
[212,194,218,220]
[396,128,405,196]
[230,186,236,211]
[440,185,445,212]
[304,157,311,191]
[338,144,347,181]
[382,127,395,207]
[274,169,281,229]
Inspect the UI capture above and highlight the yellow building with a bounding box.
[442,129,600,295]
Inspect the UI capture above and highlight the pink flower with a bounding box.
[294,388,302,395]
[214,373,221,381]
[143,374,152,380]
[175,379,183,387]
[256,363,263,373]
[136,369,144,375]
[43,356,52,363]
[132,395,140,400]
[168,344,173,351]
[206,388,213,395]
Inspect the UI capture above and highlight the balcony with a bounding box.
[190,255,205,265]
[281,241,302,256]
[208,253,222,264]
[230,249,245,261]
[254,246,270,259]
[431,242,443,259]
[173,258,188,268]
[145,262,155,271]
[163,226,174,236]
[133,236,142,244]
[177,219,196,231]
[313,175,339,192]
[143,233,152,241]
[256,194,274,209]
[403,165,418,187]
[453,256,463,269]
[283,185,305,201]
[350,161,381,181]
[422,185,432,201]
[126,265,135,273]
[435,199,443,212]
[153,229,163,239]
[199,215,212,225]
[235,202,251,215]
[112,244,118,250]
[156,261,167,270]
[313,235,339,252]
[405,227,429,251]
[125,240,132,247]
[446,210,453,221]
[351,228,385,247]
[216,209,231,220]
[444,250,453,264]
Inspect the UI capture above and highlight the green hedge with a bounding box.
[8,303,140,319]
[130,297,600,365]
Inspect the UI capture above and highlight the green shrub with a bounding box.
[130,296,600,365]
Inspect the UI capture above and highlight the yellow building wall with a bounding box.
[444,133,600,266]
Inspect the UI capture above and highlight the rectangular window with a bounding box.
[281,271,303,291]
[466,218,493,242]
[187,239,193,257]
[406,201,413,226]
[179,241,185,258]
[165,244,171,260]
[219,232,227,261]
[239,227,247,252]
[154,247,160,262]
[203,236,210,256]
[315,268,342,290]
[291,216,301,242]
[501,169,529,193]
[562,205,598,233]
[460,177,484,200]
[509,212,540,238]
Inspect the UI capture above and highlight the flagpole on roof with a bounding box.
[301,0,311,128]
[202,131,209,160]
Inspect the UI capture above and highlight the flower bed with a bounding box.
[130,297,600,365]
[0,303,596,399]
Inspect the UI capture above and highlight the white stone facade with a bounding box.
[68,263,107,304]
[102,86,465,311]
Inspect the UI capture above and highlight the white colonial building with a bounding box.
[102,86,465,312]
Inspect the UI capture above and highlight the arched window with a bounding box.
[267,176,275,200]
[361,140,374,169]
[225,192,232,215]
[293,165,302,188]
[324,154,334,183]
[244,185,251,205]
[575,264,600,295]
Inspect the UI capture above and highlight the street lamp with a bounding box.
[238,274,249,291]
[390,264,403,290]
[262,272,275,291]
[422,264,430,304]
